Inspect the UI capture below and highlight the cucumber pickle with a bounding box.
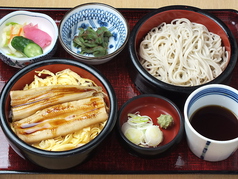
[11,36,43,58]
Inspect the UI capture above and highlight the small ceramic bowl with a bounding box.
[128,5,238,109]
[59,3,130,65]
[117,94,184,158]
[184,84,238,162]
[0,58,117,169]
[0,10,58,68]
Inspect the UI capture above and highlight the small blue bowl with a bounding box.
[59,3,130,65]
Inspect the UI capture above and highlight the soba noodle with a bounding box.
[139,18,228,86]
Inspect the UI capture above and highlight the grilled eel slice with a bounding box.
[10,85,102,121]
[12,96,108,144]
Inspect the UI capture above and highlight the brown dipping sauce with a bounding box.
[190,105,238,141]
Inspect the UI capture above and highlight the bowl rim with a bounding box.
[0,58,117,156]
[184,84,238,144]
[0,10,58,61]
[117,93,184,151]
[128,5,238,93]
[58,2,130,60]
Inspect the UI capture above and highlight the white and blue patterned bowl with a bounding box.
[0,11,58,68]
[184,84,238,161]
[59,3,130,65]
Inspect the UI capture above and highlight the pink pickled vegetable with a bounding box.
[23,23,52,48]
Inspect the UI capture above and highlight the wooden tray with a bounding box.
[0,7,238,174]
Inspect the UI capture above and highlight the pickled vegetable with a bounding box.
[11,36,43,57]
[73,27,112,57]
[0,22,51,58]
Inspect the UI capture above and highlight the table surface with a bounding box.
[0,0,238,179]
[0,0,237,9]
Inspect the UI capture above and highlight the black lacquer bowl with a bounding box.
[128,5,238,109]
[0,58,117,170]
[117,94,184,158]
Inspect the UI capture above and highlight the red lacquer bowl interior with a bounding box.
[135,9,231,60]
[0,58,117,169]
[9,64,107,91]
[118,94,182,146]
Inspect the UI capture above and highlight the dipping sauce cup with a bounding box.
[184,84,238,162]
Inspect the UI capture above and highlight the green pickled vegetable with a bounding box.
[6,22,18,26]
[11,36,43,58]
[73,27,112,57]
